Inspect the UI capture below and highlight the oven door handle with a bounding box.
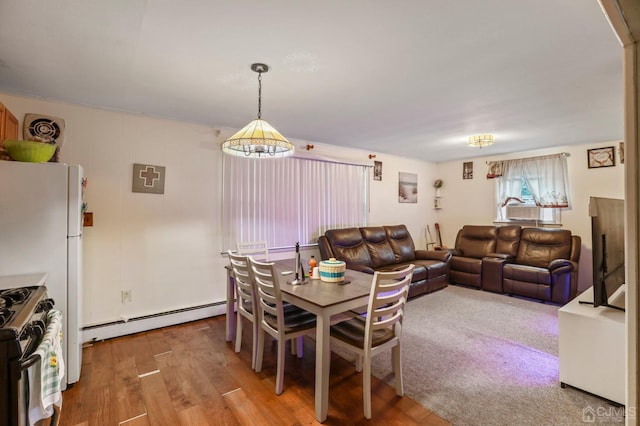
[21,352,42,370]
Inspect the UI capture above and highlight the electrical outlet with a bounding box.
[121,290,132,303]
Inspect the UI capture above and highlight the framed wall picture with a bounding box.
[588,147,615,168]
[132,163,166,194]
[463,161,473,179]
[373,160,382,181]
[398,172,417,203]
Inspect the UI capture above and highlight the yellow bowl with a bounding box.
[3,140,56,162]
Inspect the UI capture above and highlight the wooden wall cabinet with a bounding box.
[0,102,18,160]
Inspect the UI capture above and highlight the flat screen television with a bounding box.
[580,197,625,311]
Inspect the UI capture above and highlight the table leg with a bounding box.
[315,312,330,422]
[225,269,236,342]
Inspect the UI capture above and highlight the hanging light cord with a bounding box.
[257,71,263,119]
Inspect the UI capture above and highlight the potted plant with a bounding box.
[433,179,443,197]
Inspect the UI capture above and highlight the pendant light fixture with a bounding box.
[222,63,294,158]
[468,134,495,148]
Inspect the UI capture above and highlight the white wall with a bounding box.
[1,93,227,327]
[367,152,439,249]
[0,92,438,332]
[434,143,625,292]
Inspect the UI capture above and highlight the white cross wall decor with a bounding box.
[132,163,166,194]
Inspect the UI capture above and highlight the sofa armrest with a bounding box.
[435,246,459,255]
[415,249,452,262]
[549,259,573,274]
[318,235,334,260]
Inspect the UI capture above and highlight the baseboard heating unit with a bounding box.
[82,301,227,342]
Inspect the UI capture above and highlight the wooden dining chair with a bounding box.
[227,250,259,370]
[329,264,414,419]
[249,257,317,395]
[236,240,269,261]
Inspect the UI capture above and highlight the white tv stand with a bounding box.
[558,285,625,405]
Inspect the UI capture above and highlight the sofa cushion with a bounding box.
[456,226,497,259]
[496,225,521,256]
[515,229,572,268]
[503,264,551,285]
[384,225,417,263]
[325,227,373,270]
[415,259,448,279]
[376,263,427,282]
[360,227,397,268]
[451,257,482,275]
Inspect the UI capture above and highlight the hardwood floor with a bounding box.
[58,316,450,425]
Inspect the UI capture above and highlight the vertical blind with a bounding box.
[222,155,369,250]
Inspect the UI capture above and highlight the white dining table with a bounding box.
[225,260,372,422]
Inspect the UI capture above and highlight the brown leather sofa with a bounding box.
[442,225,581,304]
[318,224,451,298]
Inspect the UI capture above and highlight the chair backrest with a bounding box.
[496,225,522,256]
[515,228,573,267]
[454,225,498,258]
[383,225,416,263]
[228,250,256,316]
[248,257,284,335]
[364,264,414,348]
[324,227,373,268]
[360,227,397,268]
[237,240,269,261]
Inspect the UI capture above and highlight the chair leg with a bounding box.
[363,354,372,419]
[297,336,304,358]
[255,328,265,373]
[251,320,258,370]
[392,343,404,396]
[355,355,363,372]
[234,314,243,353]
[276,337,286,395]
[291,338,297,356]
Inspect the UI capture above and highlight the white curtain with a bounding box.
[222,155,369,251]
[495,153,570,221]
[496,159,524,206]
[522,154,570,208]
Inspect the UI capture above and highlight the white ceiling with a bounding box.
[0,1,623,163]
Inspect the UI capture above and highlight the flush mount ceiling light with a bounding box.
[222,63,294,158]
[468,134,495,148]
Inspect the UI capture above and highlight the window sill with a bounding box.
[493,220,563,228]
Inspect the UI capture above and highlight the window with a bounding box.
[492,154,570,225]
[500,177,560,224]
[222,155,369,250]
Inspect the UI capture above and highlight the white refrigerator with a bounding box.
[0,161,83,388]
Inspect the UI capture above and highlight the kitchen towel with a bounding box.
[28,309,65,426]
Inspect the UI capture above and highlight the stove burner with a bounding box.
[0,288,31,306]
[0,308,13,328]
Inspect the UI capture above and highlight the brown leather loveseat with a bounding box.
[443,225,581,304]
[318,224,451,298]
[500,228,581,304]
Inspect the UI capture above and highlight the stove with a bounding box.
[0,284,55,426]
